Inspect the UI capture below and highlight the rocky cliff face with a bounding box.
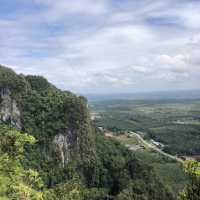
[53,134,69,167]
[0,87,21,130]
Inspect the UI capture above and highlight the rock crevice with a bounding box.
[53,133,69,167]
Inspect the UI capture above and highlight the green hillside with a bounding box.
[0,65,178,199]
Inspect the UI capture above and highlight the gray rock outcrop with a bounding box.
[0,87,21,130]
[53,133,69,167]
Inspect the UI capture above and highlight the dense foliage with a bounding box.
[95,133,174,199]
[0,65,176,199]
[179,161,200,200]
[149,125,200,155]
[0,123,174,200]
[0,124,43,199]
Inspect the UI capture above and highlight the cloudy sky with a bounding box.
[0,0,200,93]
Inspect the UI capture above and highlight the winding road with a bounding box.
[129,132,184,164]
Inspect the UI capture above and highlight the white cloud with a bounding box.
[34,0,109,19]
[69,25,156,71]
[1,0,200,93]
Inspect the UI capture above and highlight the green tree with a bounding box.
[179,161,200,200]
[0,125,43,200]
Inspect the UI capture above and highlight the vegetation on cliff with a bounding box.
[0,65,181,199]
[179,161,200,200]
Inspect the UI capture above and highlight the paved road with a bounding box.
[129,132,184,164]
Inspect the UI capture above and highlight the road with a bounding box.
[129,132,184,164]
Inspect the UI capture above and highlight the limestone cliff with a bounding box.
[0,87,21,130]
[53,134,69,167]
[0,65,95,169]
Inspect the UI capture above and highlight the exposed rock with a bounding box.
[0,88,21,130]
[53,133,69,167]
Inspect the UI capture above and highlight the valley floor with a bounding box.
[97,128,188,197]
[124,131,184,163]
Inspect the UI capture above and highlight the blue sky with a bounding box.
[0,0,200,93]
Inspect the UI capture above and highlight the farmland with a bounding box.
[90,99,200,156]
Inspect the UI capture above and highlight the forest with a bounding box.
[0,65,181,199]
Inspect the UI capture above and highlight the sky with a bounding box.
[0,0,200,94]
